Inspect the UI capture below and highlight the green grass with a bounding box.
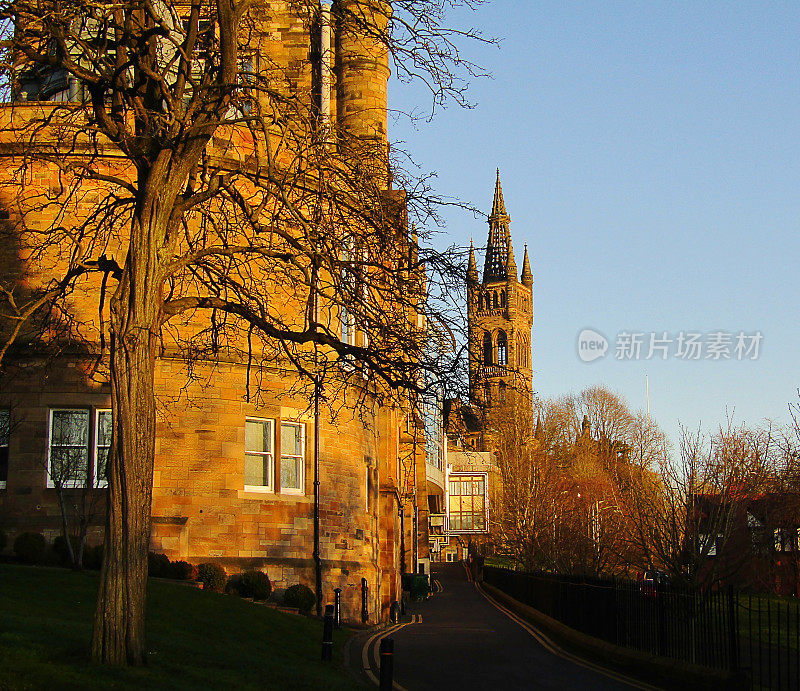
[483,555,516,569]
[0,564,362,690]
[737,593,800,650]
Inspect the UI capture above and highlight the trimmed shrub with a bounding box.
[148,551,171,578]
[13,532,46,564]
[169,560,197,581]
[52,535,75,566]
[283,583,315,615]
[237,569,272,600]
[198,563,227,593]
[83,544,103,570]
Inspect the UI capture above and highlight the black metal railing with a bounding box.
[484,566,800,689]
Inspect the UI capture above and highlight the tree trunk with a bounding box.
[91,199,163,665]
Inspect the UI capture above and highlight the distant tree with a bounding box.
[621,420,775,590]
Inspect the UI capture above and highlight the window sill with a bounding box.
[237,489,312,503]
[280,488,304,496]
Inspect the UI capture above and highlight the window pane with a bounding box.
[0,409,8,484]
[281,423,302,456]
[246,420,272,453]
[245,452,270,486]
[52,410,89,446]
[97,411,112,447]
[281,457,300,490]
[52,447,88,484]
[0,409,8,446]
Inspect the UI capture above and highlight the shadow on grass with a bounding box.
[0,564,361,690]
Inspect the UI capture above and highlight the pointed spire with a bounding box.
[467,239,478,284]
[483,169,513,282]
[490,168,508,220]
[521,243,533,288]
[534,414,543,440]
[506,236,517,277]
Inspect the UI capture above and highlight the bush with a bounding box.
[169,560,197,581]
[83,544,103,570]
[52,535,75,566]
[283,583,315,615]
[13,532,46,564]
[237,569,272,600]
[148,551,171,578]
[198,563,227,593]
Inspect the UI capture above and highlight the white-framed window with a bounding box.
[0,409,9,489]
[245,418,274,492]
[47,409,90,489]
[94,410,112,488]
[280,422,305,494]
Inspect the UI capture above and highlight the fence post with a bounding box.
[322,604,334,662]
[727,586,739,672]
[379,637,394,691]
[361,577,369,624]
[333,588,341,629]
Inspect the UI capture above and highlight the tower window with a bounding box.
[497,330,508,366]
[492,292,499,309]
[483,332,493,366]
[500,290,506,308]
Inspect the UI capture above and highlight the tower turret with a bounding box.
[467,239,479,284]
[521,244,533,288]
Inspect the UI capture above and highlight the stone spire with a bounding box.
[467,239,479,284]
[521,243,533,288]
[483,169,513,282]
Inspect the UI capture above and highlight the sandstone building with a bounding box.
[0,1,431,623]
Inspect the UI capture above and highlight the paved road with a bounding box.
[386,563,642,690]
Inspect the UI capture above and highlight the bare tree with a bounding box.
[621,420,775,590]
[0,0,489,665]
[41,409,108,569]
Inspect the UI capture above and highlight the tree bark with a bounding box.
[91,184,165,666]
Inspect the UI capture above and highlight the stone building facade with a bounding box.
[0,1,429,623]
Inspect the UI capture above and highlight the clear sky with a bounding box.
[390,1,800,449]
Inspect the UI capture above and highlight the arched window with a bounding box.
[492,291,499,308]
[498,381,507,403]
[497,330,508,366]
[483,332,493,366]
[500,290,506,308]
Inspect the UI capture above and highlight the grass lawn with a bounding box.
[737,593,800,650]
[0,564,363,690]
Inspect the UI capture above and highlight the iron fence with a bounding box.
[483,566,800,689]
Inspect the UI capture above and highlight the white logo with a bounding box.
[578,329,608,363]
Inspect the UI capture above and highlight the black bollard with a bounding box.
[321,604,334,662]
[361,577,369,624]
[333,588,342,629]
[379,637,394,691]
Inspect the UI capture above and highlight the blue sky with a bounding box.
[390,1,800,448]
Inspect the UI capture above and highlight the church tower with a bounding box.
[467,170,534,443]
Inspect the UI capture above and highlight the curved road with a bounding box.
[379,563,648,690]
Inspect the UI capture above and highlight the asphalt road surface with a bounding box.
[386,562,645,690]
